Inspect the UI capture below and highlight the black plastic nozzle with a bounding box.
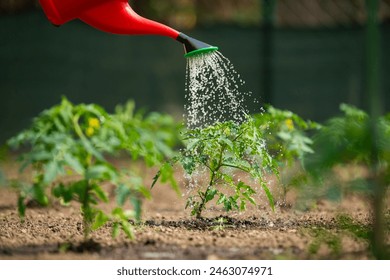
[176,33,218,58]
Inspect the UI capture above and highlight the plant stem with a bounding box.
[220,163,250,173]
[81,179,92,241]
[196,170,216,219]
[196,145,226,219]
[73,113,85,140]
[73,113,95,241]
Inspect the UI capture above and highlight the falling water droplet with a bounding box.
[184,51,256,129]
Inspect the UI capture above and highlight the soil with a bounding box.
[0,162,388,260]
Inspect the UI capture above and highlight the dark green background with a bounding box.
[1,11,389,143]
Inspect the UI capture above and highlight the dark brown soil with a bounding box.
[0,162,388,260]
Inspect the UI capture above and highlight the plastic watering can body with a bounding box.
[39,0,179,38]
[39,0,218,57]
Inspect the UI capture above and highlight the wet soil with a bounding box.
[0,164,388,260]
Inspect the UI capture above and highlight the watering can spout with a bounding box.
[39,0,218,57]
[176,33,219,58]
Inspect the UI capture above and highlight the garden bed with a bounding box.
[1,101,389,260]
[0,168,378,260]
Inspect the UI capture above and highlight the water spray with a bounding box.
[39,0,218,58]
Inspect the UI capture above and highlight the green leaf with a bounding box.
[80,138,104,162]
[43,161,60,184]
[92,210,109,230]
[186,139,200,151]
[121,221,134,239]
[221,137,234,150]
[151,170,160,190]
[240,200,246,211]
[229,196,239,210]
[63,154,85,174]
[131,196,142,222]
[159,163,180,195]
[205,188,217,203]
[85,165,115,180]
[52,183,73,203]
[112,222,120,238]
[112,207,128,220]
[242,192,256,205]
[116,183,131,206]
[261,182,275,211]
[91,184,109,203]
[32,183,49,206]
[70,180,88,202]
[185,196,194,210]
[223,199,232,211]
[137,185,152,200]
[277,131,292,141]
[217,194,227,205]
[236,181,245,190]
[181,156,196,175]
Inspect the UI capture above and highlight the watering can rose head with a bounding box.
[39,0,218,58]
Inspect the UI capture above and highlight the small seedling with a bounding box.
[156,118,279,218]
[211,217,230,231]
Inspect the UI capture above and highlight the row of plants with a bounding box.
[3,99,316,240]
[6,97,179,240]
[3,98,389,257]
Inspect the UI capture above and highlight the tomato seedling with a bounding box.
[156,118,279,218]
[252,106,319,205]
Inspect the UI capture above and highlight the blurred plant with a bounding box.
[252,106,319,205]
[305,104,389,196]
[155,118,279,218]
[114,100,181,166]
[115,101,181,197]
[7,97,179,241]
[253,106,319,165]
[304,103,390,258]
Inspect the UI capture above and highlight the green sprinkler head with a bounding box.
[176,33,219,58]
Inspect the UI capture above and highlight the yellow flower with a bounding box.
[285,119,294,131]
[88,117,100,129]
[86,127,95,137]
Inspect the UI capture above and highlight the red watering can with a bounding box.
[39,0,218,57]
